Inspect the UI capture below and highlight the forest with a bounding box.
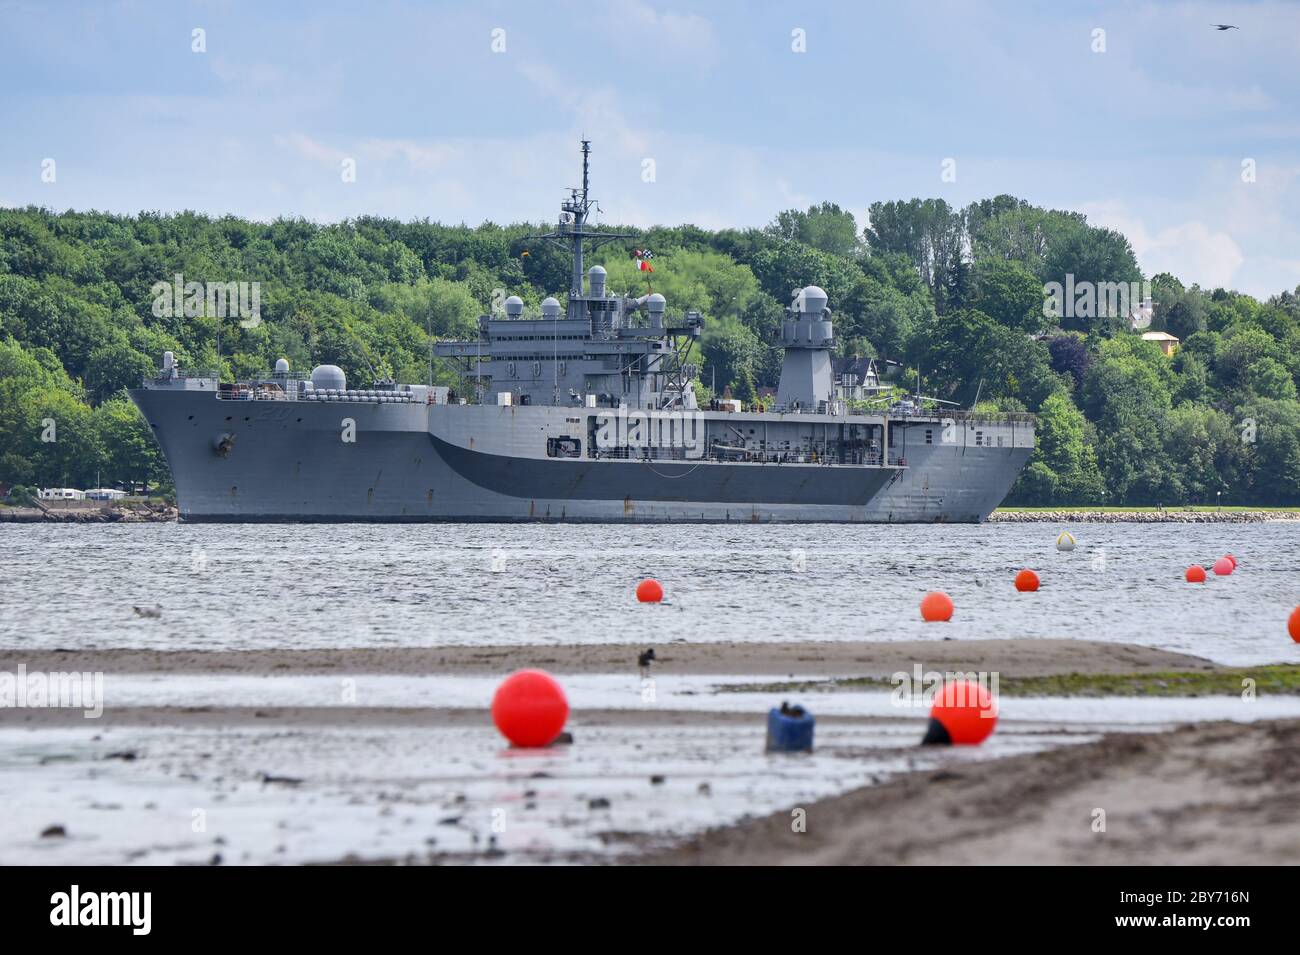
[2,194,1298,505]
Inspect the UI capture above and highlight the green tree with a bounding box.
[970,258,1045,331]
[766,203,861,258]
[84,342,154,404]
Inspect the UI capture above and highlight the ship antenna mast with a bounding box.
[566,139,593,297]
[525,140,635,321]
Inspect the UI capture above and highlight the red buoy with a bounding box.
[636,578,664,603]
[491,669,569,748]
[1225,554,1238,569]
[1014,569,1040,592]
[920,591,954,622]
[1212,557,1234,576]
[922,680,997,745]
[1289,607,1300,644]
[1185,565,1207,583]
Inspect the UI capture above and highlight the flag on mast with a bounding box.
[632,248,655,273]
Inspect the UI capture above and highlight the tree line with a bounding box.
[1,196,1297,504]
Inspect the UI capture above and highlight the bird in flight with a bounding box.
[1211,24,1239,30]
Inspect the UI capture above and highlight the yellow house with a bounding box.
[1141,330,1180,356]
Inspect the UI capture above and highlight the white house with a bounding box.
[832,357,886,401]
[85,488,128,501]
[38,488,85,501]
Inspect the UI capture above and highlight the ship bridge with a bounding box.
[435,141,701,410]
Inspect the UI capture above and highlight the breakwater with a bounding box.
[990,509,1299,524]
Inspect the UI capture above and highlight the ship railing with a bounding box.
[214,384,421,404]
[153,367,220,381]
[299,390,418,404]
[845,406,1036,426]
[591,446,888,466]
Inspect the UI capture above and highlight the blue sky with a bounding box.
[2,0,1298,297]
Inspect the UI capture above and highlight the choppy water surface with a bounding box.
[2,522,1298,665]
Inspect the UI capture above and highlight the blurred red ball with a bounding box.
[491,669,569,748]
[927,680,997,745]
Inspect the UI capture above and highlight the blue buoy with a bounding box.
[766,702,815,753]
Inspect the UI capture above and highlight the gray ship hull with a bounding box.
[131,389,1031,523]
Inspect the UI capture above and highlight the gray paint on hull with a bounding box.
[429,435,897,505]
[131,389,1029,524]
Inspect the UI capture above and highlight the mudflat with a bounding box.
[4,639,1217,679]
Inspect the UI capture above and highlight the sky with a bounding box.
[1,0,1298,298]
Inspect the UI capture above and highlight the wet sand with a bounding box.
[4,638,1285,866]
[646,718,1300,865]
[6,639,1217,679]
[0,705,895,728]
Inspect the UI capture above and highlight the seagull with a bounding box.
[637,647,656,679]
[1211,24,1239,30]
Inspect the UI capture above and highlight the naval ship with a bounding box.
[131,143,1034,522]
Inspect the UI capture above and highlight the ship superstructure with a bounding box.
[131,143,1034,522]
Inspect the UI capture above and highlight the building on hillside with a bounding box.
[85,488,128,501]
[832,356,886,401]
[1141,330,1180,356]
[1128,297,1155,331]
[38,488,85,500]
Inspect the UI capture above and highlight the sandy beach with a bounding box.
[8,638,1217,680]
[647,718,1300,865]
[4,636,1296,865]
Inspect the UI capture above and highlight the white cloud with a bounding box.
[278,132,344,166]
[602,0,717,66]
[1081,200,1244,288]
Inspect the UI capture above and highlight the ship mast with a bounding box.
[562,140,593,296]
[530,141,634,322]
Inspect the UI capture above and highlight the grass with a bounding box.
[717,665,1300,698]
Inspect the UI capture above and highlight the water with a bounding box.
[80,672,1300,724]
[2,522,1297,665]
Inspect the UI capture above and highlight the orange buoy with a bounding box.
[920,591,954,622]
[1212,556,1234,576]
[491,669,569,748]
[1185,565,1207,583]
[1289,607,1300,643]
[1014,569,1040,592]
[922,679,997,745]
[636,578,664,603]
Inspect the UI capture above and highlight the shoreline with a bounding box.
[643,718,1300,865]
[989,508,1300,523]
[3,505,1294,524]
[0,502,177,523]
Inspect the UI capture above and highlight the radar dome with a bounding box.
[541,297,562,318]
[799,286,828,315]
[504,295,524,317]
[310,364,346,391]
[275,358,290,374]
